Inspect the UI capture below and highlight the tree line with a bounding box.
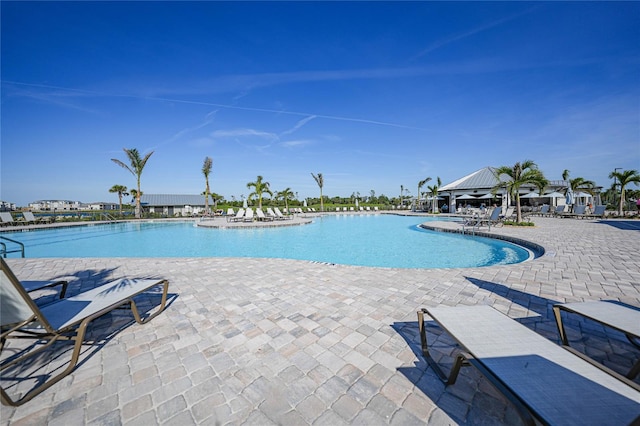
[110,148,640,221]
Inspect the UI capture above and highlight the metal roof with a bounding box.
[440,167,501,191]
[140,194,207,206]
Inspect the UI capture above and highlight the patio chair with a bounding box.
[0,257,169,406]
[19,211,50,225]
[265,207,279,220]
[561,204,587,219]
[243,208,254,222]
[21,278,69,299]
[587,205,607,218]
[553,301,640,379]
[255,208,274,221]
[273,207,292,220]
[0,213,16,227]
[418,305,640,425]
[227,208,245,222]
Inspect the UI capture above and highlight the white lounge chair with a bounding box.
[255,208,273,221]
[418,305,640,425]
[265,207,278,220]
[273,207,292,220]
[20,211,50,225]
[243,208,254,222]
[227,208,244,222]
[0,258,169,406]
[0,213,16,227]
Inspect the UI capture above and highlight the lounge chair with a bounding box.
[552,205,566,216]
[21,278,69,299]
[265,207,279,220]
[255,208,273,221]
[0,257,169,406]
[497,207,514,222]
[553,301,640,379]
[227,208,244,222]
[0,213,16,227]
[483,207,504,228]
[225,208,235,217]
[587,205,607,218]
[538,204,550,216]
[19,211,50,225]
[417,305,640,425]
[561,204,587,219]
[273,207,292,220]
[243,208,254,222]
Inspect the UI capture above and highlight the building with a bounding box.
[139,194,210,217]
[438,167,594,213]
[87,202,119,211]
[0,201,16,212]
[28,200,82,211]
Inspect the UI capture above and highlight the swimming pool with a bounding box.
[1,215,532,268]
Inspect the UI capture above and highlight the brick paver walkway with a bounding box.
[1,216,639,425]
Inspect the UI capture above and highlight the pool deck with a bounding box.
[2,215,639,425]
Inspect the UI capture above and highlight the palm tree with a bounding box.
[202,156,213,215]
[247,175,273,209]
[276,188,295,212]
[492,160,548,223]
[111,148,154,219]
[109,184,129,217]
[311,173,324,211]
[426,177,441,214]
[609,169,640,216]
[417,177,432,211]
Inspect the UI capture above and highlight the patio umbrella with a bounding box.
[456,194,477,200]
[521,192,540,199]
[544,191,565,198]
[242,198,248,208]
[478,193,496,199]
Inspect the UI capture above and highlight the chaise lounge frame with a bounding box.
[418,305,640,426]
[553,300,640,380]
[1,257,169,406]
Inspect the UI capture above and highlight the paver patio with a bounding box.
[1,216,639,425]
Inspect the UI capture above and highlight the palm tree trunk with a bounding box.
[136,178,141,219]
[205,180,210,213]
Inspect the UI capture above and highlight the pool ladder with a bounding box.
[0,236,25,258]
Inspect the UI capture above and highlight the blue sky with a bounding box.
[2,1,639,206]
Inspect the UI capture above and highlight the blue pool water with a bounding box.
[1,215,531,268]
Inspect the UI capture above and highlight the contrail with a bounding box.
[3,80,428,131]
